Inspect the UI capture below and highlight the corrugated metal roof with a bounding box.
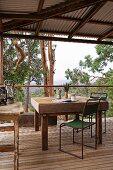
[41,19,77,33]
[63,6,92,19]
[0,0,39,12]
[1,0,113,44]
[78,23,111,36]
[93,2,113,22]
[43,0,65,9]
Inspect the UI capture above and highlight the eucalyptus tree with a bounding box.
[65,43,113,116]
[79,44,113,116]
[65,68,90,95]
[3,37,43,111]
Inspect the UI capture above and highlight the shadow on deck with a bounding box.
[0,118,113,170]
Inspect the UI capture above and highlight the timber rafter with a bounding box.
[0,20,3,35]
[48,16,113,27]
[35,0,45,35]
[3,33,113,45]
[68,2,106,39]
[1,0,113,44]
[98,28,113,41]
[1,0,107,33]
[0,0,106,21]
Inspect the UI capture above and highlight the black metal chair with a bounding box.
[59,98,100,159]
[90,92,107,133]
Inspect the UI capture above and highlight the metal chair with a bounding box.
[59,98,100,159]
[90,92,107,133]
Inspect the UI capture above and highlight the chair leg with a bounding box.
[65,114,68,121]
[59,125,61,150]
[89,116,90,129]
[73,128,74,144]
[95,116,97,149]
[91,116,93,138]
[76,115,79,133]
[82,127,83,159]
[104,112,106,133]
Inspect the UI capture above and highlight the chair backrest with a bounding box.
[83,99,100,117]
[90,92,107,100]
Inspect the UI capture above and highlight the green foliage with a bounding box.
[80,44,113,73]
[65,68,90,96]
[65,44,113,116]
[3,38,42,84]
[63,82,70,92]
[14,88,24,102]
[65,68,90,85]
[79,55,93,70]
[3,37,43,102]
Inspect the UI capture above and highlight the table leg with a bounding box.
[75,114,79,120]
[41,114,48,150]
[65,114,68,121]
[97,111,102,144]
[34,110,39,131]
[14,120,19,170]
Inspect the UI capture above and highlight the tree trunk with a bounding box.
[13,39,26,70]
[24,80,30,112]
[24,40,31,112]
[40,40,49,96]
[48,41,55,96]
[13,38,31,112]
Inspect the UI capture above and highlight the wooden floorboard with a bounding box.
[0,118,113,170]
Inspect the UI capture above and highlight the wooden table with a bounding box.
[0,102,24,170]
[31,97,109,151]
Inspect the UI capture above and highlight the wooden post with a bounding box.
[34,110,40,131]
[41,114,48,150]
[97,111,102,144]
[0,35,3,84]
[14,119,19,170]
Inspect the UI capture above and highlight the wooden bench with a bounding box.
[0,102,23,170]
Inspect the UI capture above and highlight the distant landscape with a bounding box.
[22,79,69,93]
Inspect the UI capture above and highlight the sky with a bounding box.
[53,41,97,84]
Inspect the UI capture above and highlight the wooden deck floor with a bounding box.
[0,118,113,170]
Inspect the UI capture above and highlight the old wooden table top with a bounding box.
[0,102,24,120]
[31,96,109,115]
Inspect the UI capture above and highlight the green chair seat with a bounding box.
[65,119,94,129]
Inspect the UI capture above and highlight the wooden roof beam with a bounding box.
[3,33,113,45]
[54,16,113,27]
[3,20,37,32]
[2,0,106,33]
[12,28,113,39]
[68,2,106,39]
[35,0,45,35]
[4,14,113,33]
[3,0,45,32]
[98,27,113,40]
[0,20,3,34]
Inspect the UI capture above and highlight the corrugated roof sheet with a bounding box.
[78,23,111,36]
[93,2,113,22]
[0,0,39,12]
[43,0,65,9]
[42,19,77,33]
[1,0,113,44]
[63,6,92,19]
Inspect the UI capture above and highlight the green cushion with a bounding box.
[65,119,94,129]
